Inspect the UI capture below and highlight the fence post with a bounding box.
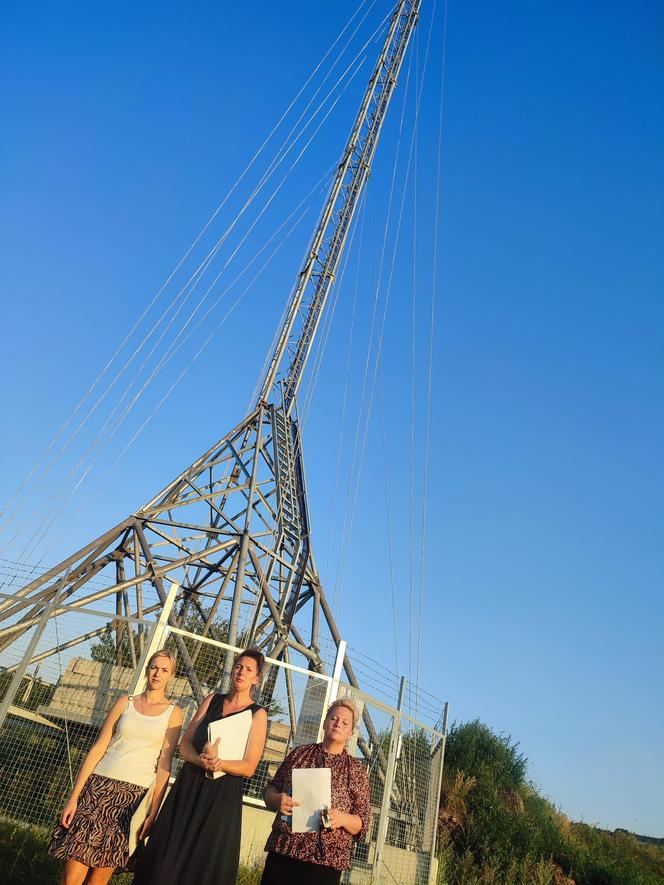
[430,702,448,861]
[418,701,449,885]
[316,639,346,743]
[0,568,71,731]
[127,581,179,696]
[371,675,405,884]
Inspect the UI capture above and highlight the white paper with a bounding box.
[291,767,331,833]
[206,709,253,779]
[127,774,175,856]
[128,785,153,857]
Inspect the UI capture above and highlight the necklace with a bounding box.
[139,690,166,713]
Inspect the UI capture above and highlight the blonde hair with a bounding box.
[325,698,359,730]
[145,648,177,675]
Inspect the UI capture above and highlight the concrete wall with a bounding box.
[37,657,193,726]
[240,802,274,866]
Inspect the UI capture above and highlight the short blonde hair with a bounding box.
[145,648,177,674]
[325,698,359,730]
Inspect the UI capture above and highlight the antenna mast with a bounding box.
[260,0,420,413]
[0,0,421,709]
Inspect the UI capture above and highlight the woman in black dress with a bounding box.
[132,648,268,885]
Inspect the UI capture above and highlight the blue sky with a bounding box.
[1,0,663,835]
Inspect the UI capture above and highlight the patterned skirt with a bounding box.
[49,773,146,870]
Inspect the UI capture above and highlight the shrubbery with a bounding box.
[437,720,664,884]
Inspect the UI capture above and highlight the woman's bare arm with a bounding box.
[139,705,184,838]
[149,707,184,814]
[60,695,129,827]
[178,693,215,767]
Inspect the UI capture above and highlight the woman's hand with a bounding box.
[326,808,362,835]
[199,737,221,770]
[278,793,301,815]
[201,737,220,759]
[200,755,224,772]
[326,808,355,831]
[60,797,78,828]
[138,813,156,841]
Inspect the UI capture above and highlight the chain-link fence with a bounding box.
[0,587,447,884]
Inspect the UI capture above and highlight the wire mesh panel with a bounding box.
[376,714,443,885]
[0,596,160,828]
[161,626,335,799]
[340,684,445,885]
[342,693,397,884]
[0,604,446,881]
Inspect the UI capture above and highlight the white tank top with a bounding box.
[94,697,174,788]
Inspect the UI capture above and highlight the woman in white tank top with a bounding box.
[49,648,184,885]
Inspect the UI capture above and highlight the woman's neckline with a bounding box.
[130,696,171,718]
[319,741,346,757]
[221,693,254,717]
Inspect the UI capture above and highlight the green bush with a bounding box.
[437,720,664,885]
[565,823,664,884]
[444,720,528,793]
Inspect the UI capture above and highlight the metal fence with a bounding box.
[0,586,447,884]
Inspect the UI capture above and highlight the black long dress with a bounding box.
[132,693,262,885]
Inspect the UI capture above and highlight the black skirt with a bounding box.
[260,851,342,885]
[132,693,262,885]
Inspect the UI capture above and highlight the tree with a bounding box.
[90,606,236,690]
[90,609,285,716]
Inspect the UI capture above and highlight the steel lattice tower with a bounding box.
[0,1,422,711]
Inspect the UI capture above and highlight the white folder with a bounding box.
[206,708,253,779]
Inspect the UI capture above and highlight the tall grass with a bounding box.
[0,817,263,885]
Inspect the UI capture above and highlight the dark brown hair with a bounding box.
[233,648,265,695]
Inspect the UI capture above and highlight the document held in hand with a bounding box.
[291,767,332,833]
[128,782,154,856]
[128,774,175,856]
[206,709,253,779]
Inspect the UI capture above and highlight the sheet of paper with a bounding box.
[291,767,331,833]
[128,785,152,857]
[127,774,175,855]
[206,708,253,779]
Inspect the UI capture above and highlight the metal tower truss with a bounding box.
[0,0,422,710]
[1,406,321,691]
